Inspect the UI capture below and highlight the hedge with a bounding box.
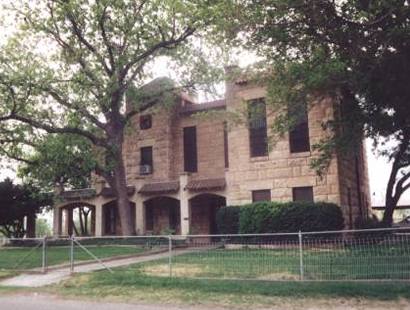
[216,201,344,234]
[215,206,240,234]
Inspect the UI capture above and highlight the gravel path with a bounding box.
[1,293,409,310]
[0,294,231,310]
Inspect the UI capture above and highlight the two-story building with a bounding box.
[53,72,370,236]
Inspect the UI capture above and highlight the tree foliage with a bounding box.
[236,0,410,225]
[0,178,51,238]
[0,0,228,235]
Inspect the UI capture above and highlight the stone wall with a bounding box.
[225,80,342,207]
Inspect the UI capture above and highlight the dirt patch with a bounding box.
[257,272,299,281]
[142,264,203,277]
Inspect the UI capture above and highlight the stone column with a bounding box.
[65,208,74,236]
[95,201,103,237]
[179,173,190,235]
[135,201,145,235]
[53,207,62,237]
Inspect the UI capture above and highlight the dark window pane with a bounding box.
[292,187,314,202]
[248,99,268,157]
[289,104,310,153]
[183,126,198,172]
[224,122,229,168]
[140,146,153,175]
[140,115,152,130]
[252,189,271,202]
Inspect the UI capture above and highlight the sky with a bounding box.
[0,1,408,208]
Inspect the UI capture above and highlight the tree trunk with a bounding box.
[111,151,134,236]
[79,207,85,235]
[382,196,397,227]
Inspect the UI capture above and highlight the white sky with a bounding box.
[0,1,408,207]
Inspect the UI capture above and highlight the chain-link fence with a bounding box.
[1,227,410,281]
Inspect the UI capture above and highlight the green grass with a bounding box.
[0,245,145,270]
[51,271,410,307]
[138,245,410,280]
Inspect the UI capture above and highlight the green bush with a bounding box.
[216,201,344,234]
[216,206,240,234]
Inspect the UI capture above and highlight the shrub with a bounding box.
[216,206,240,234]
[239,201,344,234]
[239,201,282,233]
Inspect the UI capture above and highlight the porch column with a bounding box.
[67,208,73,236]
[95,202,103,237]
[179,173,190,235]
[135,201,144,235]
[53,207,62,237]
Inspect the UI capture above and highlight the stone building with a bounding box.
[53,73,370,236]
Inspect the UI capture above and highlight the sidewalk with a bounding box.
[0,249,191,287]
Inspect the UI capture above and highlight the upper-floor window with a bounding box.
[252,189,271,202]
[183,126,198,172]
[292,186,314,202]
[289,104,310,153]
[224,122,229,168]
[248,98,268,157]
[140,146,153,175]
[140,114,152,130]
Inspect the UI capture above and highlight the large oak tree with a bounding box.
[0,0,227,235]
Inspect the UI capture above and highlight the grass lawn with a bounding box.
[137,246,410,280]
[49,271,410,308]
[0,245,145,271]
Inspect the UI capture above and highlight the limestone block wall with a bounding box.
[225,81,342,207]
[123,106,177,184]
[337,141,371,228]
[170,114,226,180]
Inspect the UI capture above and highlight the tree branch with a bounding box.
[0,113,108,148]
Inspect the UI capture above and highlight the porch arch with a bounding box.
[189,193,226,235]
[102,200,136,235]
[57,202,96,236]
[143,196,181,235]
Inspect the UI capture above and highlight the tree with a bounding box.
[35,218,52,237]
[0,0,227,235]
[235,0,410,226]
[0,178,51,238]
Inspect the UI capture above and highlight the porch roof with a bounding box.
[185,178,226,191]
[60,188,96,200]
[138,181,180,195]
[100,186,136,197]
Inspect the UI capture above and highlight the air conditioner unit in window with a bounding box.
[139,164,152,175]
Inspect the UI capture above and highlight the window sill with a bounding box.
[249,156,269,162]
[289,151,311,158]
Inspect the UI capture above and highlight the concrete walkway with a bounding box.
[0,249,191,287]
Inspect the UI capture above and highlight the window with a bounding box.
[252,189,271,202]
[289,104,310,153]
[224,122,229,168]
[347,187,353,229]
[292,187,314,202]
[139,115,152,130]
[248,98,268,157]
[140,146,153,175]
[183,126,198,172]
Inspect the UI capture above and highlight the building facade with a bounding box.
[53,74,371,236]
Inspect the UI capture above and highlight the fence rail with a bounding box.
[1,227,410,281]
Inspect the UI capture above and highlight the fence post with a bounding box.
[298,230,304,281]
[70,235,74,274]
[42,236,48,273]
[168,236,172,277]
